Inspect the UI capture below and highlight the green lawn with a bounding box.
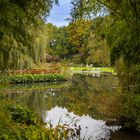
[70,67,116,74]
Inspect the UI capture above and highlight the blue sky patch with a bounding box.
[47,0,71,27]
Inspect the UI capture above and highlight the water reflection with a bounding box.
[1,74,140,139]
[44,74,119,119]
[45,106,119,140]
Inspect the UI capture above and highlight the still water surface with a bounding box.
[1,74,140,140]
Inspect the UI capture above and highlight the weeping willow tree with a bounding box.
[30,22,51,66]
[0,0,58,70]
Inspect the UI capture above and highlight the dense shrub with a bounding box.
[0,74,66,84]
[116,64,140,132]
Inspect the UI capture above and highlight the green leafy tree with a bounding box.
[45,20,91,62]
[66,19,91,62]
[53,27,70,59]
[44,23,69,60]
[0,0,58,70]
[86,17,110,66]
[70,0,140,66]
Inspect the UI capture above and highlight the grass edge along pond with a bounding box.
[0,74,66,84]
[71,67,116,75]
[0,93,80,140]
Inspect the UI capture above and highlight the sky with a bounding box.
[47,0,71,27]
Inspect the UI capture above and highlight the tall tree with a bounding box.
[86,17,110,66]
[66,19,91,62]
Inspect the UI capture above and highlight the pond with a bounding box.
[1,74,140,140]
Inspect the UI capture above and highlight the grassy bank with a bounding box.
[0,74,66,84]
[71,67,116,74]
